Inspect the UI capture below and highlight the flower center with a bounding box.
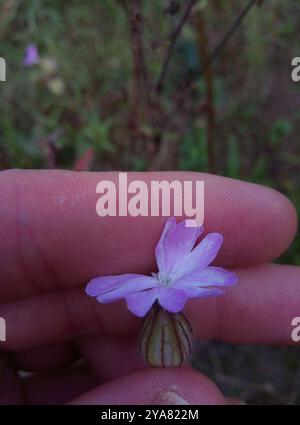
[158,273,171,286]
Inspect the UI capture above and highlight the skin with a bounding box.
[0,169,298,405]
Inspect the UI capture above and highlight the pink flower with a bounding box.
[85,218,237,317]
[23,44,39,66]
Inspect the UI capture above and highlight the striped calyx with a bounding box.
[139,303,193,367]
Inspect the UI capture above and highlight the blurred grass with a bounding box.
[0,0,299,403]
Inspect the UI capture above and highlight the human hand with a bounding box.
[0,170,298,404]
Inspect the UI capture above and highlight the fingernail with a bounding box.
[150,389,190,405]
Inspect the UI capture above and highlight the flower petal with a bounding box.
[126,288,158,317]
[156,218,203,279]
[173,266,238,288]
[166,220,204,257]
[158,286,188,313]
[182,287,225,298]
[95,276,157,303]
[172,233,223,281]
[85,273,155,297]
[155,217,176,272]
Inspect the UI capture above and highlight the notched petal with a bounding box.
[174,266,238,288]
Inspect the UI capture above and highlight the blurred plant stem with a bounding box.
[202,0,259,74]
[193,10,215,172]
[128,0,150,109]
[155,0,197,94]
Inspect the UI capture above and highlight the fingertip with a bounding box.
[209,177,298,266]
[69,367,225,405]
[273,189,298,249]
[260,185,298,261]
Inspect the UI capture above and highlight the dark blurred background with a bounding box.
[0,0,299,404]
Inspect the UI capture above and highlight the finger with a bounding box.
[0,264,299,350]
[12,343,77,373]
[0,170,296,302]
[69,367,225,405]
[23,364,99,405]
[0,355,98,405]
[0,354,24,404]
[77,336,145,382]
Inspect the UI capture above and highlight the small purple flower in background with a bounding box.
[85,217,237,318]
[23,44,39,66]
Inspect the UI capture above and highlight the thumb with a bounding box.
[69,367,225,405]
